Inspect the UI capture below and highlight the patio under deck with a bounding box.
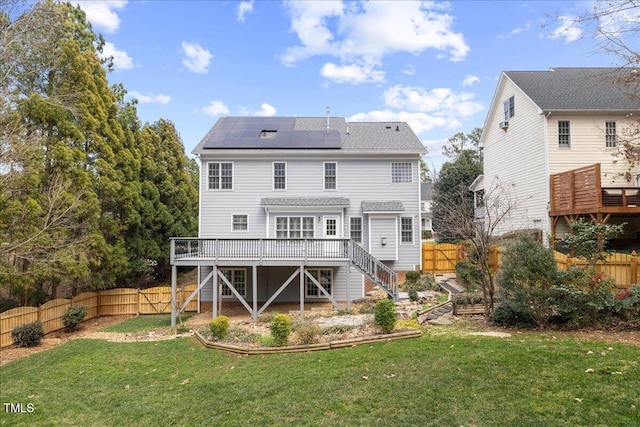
[169,238,398,326]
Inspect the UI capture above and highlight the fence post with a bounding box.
[632,251,638,286]
[137,289,141,315]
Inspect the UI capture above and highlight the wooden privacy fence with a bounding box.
[422,243,637,289]
[0,285,198,348]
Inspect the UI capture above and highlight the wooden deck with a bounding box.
[549,163,640,217]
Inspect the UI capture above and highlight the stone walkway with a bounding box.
[415,273,464,325]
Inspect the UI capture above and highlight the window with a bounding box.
[503,96,515,121]
[273,162,286,190]
[350,217,362,244]
[305,269,332,297]
[232,215,248,231]
[208,162,233,190]
[391,162,412,183]
[401,217,413,244]
[324,162,337,190]
[558,121,570,148]
[220,269,246,297]
[275,217,314,238]
[606,121,617,148]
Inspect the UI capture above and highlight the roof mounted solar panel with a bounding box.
[202,117,342,149]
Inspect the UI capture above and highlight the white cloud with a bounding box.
[252,103,277,116]
[549,15,583,43]
[462,75,479,87]
[128,91,171,104]
[99,42,133,71]
[402,64,416,76]
[281,0,469,72]
[181,42,213,74]
[382,85,484,117]
[72,0,127,34]
[202,100,230,117]
[349,110,457,135]
[320,62,385,84]
[237,1,254,22]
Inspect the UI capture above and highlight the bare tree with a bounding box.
[436,178,522,321]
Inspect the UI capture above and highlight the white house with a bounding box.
[478,67,640,245]
[170,116,425,324]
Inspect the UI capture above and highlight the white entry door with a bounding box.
[323,216,339,238]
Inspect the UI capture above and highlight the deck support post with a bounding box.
[212,265,218,319]
[252,265,258,320]
[346,261,351,311]
[299,264,305,317]
[171,265,177,327]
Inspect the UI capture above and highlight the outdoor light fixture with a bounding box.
[381,237,386,246]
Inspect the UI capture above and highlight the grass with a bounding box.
[99,313,195,333]
[1,325,639,426]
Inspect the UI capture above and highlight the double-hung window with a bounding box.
[391,162,412,183]
[273,162,286,190]
[400,217,413,244]
[350,217,362,244]
[220,269,246,297]
[232,215,248,231]
[324,162,337,190]
[605,121,617,148]
[558,121,571,148]
[208,162,233,190]
[305,268,332,297]
[503,96,515,121]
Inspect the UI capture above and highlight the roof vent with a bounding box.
[396,125,399,132]
[259,130,277,139]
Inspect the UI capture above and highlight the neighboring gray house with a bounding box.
[170,116,425,323]
[420,182,434,236]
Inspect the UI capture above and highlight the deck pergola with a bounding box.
[549,163,640,247]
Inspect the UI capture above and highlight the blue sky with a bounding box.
[74,0,622,172]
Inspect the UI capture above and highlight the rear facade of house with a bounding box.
[170,116,425,320]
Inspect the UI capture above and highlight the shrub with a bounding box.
[612,285,640,320]
[455,260,482,290]
[357,302,375,314]
[270,313,291,347]
[209,316,230,340]
[403,272,435,302]
[11,321,44,347]
[62,305,88,331]
[491,301,535,328]
[405,270,421,283]
[374,299,397,334]
[295,321,321,344]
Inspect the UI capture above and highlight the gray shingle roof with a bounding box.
[505,67,640,111]
[260,197,350,207]
[361,201,405,212]
[193,116,426,154]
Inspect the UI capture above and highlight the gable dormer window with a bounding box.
[503,96,515,121]
[259,130,277,139]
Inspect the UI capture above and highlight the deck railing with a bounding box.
[171,238,398,300]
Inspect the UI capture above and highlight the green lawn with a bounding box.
[99,313,196,333]
[1,326,638,426]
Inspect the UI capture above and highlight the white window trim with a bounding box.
[207,161,234,191]
[275,216,315,239]
[391,162,413,184]
[220,268,247,298]
[558,121,571,148]
[400,216,414,245]
[272,161,287,191]
[323,161,338,191]
[305,268,333,298]
[605,121,618,149]
[231,214,249,232]
[349,216,363,244]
